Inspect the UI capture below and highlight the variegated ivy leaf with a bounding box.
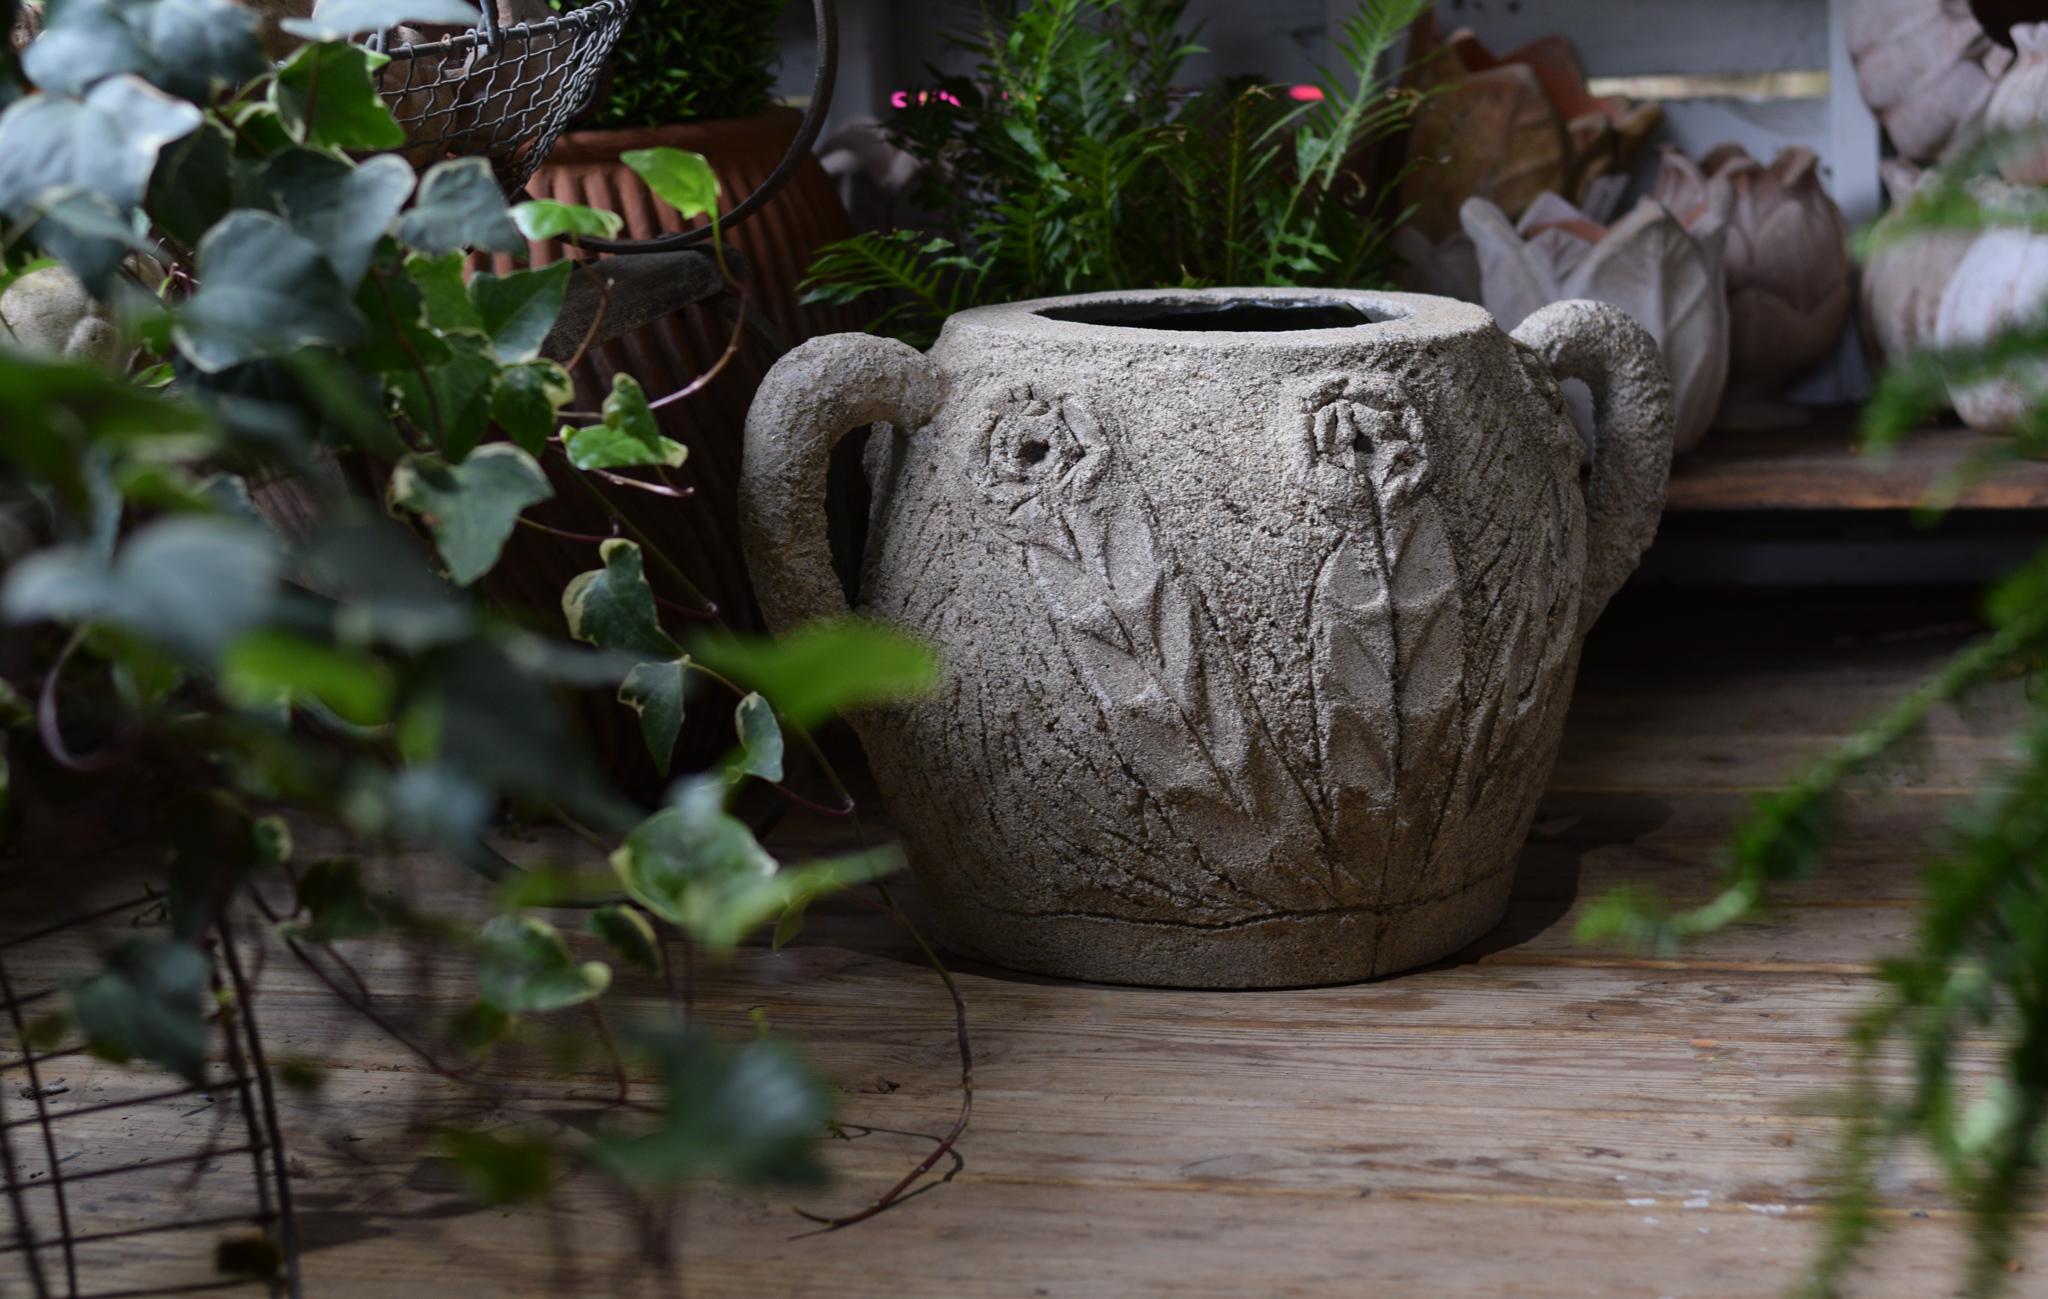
[408,250,485,335]
[491,360,575,458]
[475,915,611,1014]
[620,147,719,223]
[611,778,903,948]
[468,260,572,364]
[563,540,688,772]
[561,539,679,660]
[510,199,624,243]
[586,904,661,974]
[387,444,553,586]
[559,373,686,470]
[397,157,524,255]
[733,692,783,783]
[621,657,687,776]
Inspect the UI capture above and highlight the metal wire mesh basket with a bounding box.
[1,880,299,1299]
[369,0,635,196]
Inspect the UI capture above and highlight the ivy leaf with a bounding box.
[282,0,479,39]
[621,658,687,776]
[350,261,452,373]
[68,939,210,1084]
[27,185,152,296]
[476,915,611,1013]
[285,858,385,942]
[221,629,394,724]
[732,693,783,782]
[509,199,623,243]
[587,904,661,974]
[272,42,405,151]
[147,120,265,250]
[265,150,414,288]
[559,373,686,470]
[176,211,370,372]
[449,1001,511,1055]
[437,1127,554,1206]
[490,359,572,457]
[611,781,903,948]
[406,250,484,334]
[620,147,720,222]
[387,444,553,586]
[561,539,680,660]
[21,0,264,100]
[1,516,277,663]
[590,1028,829,1188]
[391,330,497,458]
[0,75,202,216]
[398,158,525,255]
[692,621,940,730]
[468,260,571,363]
[562,538,689,775]
[133,0,269,99]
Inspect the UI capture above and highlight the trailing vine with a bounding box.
[0,0,968,1277]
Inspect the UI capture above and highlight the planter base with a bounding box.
[923,860,1519,989]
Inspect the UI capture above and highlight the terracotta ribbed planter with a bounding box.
[477,108,859,794]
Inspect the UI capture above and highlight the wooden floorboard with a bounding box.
[3,589,2039,1297]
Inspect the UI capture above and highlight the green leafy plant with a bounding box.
[801,0,1427,346]
[1579,149,2048,1298]
[583,0,785,130]
[0,0,961,1245]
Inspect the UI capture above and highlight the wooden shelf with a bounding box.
[1663,409,2048,512]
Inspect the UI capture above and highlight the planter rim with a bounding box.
[943,287,1497,356]
[538,106,804,164]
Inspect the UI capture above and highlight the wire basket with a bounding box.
[369,0,635,196]
[1,876,299,1299]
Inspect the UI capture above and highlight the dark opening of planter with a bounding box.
[1035,298,1396,332]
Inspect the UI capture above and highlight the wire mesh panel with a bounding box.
[371,0,634,195]
[0,873,299,1299]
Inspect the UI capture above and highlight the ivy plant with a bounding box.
[0,0,944,1227]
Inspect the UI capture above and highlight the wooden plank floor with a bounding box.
[4,590,2039,1298]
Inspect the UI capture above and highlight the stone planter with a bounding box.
[739,289,1675,987]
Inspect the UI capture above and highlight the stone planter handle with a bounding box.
[1509,299,1674,636]
[740,333,944,627]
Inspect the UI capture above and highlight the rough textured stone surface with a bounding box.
[0,266,120,364]
[741,288,1674,987]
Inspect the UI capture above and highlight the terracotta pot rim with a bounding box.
[541,107,804,164]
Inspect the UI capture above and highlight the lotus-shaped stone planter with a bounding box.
[1461,191,1730,453]
[1652,145,1852,430]
[1861,161,1984,365]
[1849,0,2013,163]
[1936,225,2048,430]
[740,288,1675,987]
[1988,23,2048,185]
